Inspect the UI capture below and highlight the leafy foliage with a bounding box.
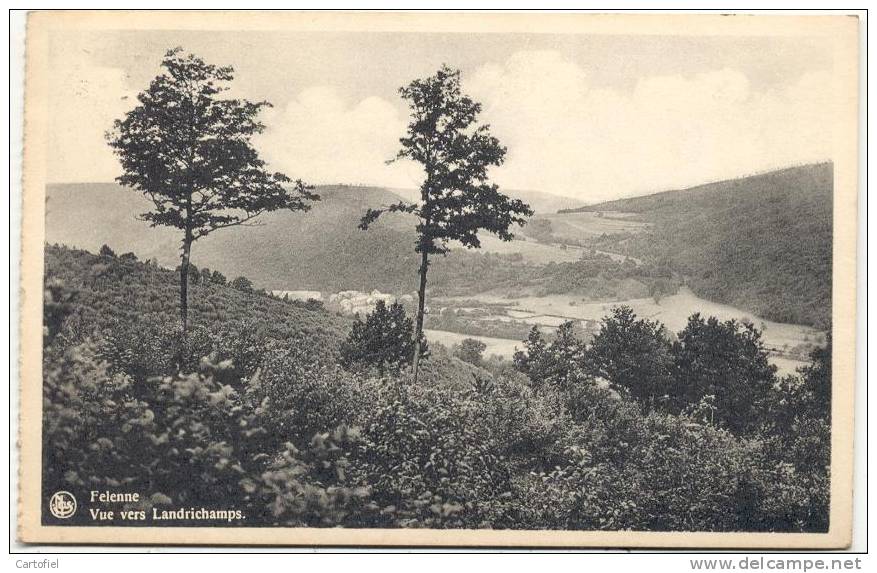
[671,314,777,434]
[795,335,832,420]
[513,323,589,391]
[248,345,362,446]
[587,306,673,409]
[106,48,316,330]
[362,65,532,255]
[107,48,315,241]
[42,244,830,532]
[453,338,487,366]
[349,383,515,528]
[359,65,533,380]
[340,301,425,375]
[230,276,254,292]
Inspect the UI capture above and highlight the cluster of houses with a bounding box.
[271,288,421,315]
[328,290,416,316]
[269,290,602,341]
[270,290,323,302]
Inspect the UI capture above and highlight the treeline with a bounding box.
[48,186,678,304]
[43,245,829,531]
[428,249,677,302]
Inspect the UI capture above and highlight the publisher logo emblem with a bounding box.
[49,491,77,519]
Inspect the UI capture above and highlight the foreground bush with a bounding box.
[41,245,831,532]
[349,382,516,528]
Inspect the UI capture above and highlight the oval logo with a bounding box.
[49,491,77,519]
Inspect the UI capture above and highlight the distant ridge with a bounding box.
[45,183,421,292]
[506,188,585,214]
[44,182,584,292]
[561,163,833,328]
[559,162,832,214]
[388,186,585,215]
[44,163,832,328]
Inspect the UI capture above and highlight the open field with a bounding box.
[540,211,650,243]
[423,329,524,358]
[448,234,585,264]
[434,286,821,375]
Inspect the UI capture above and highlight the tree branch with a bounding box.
[193,208,267,239]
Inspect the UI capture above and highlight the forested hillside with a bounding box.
[46,183,425,292]
[46,184,579,294]
[46,164,833,328]
[567,163,833,328]
[43,244,830,531]
[43,245,349,369]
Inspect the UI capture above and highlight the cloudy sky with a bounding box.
[47,29,834,202]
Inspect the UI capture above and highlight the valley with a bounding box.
[428,287,821,375]
[45,163,831,377]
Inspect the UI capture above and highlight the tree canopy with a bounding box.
[587,306,674,409]
[360,65,531,255]
[359,65,532,382]
[108,47,317,241]
[107,47,316,332]
[340,300,424,375]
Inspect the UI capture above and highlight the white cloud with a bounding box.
[47,47,833,202]
[255,87,422,189]
[466,51,833,201]
[47,49,135,183]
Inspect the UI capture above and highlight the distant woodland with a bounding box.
[565,163,833,329]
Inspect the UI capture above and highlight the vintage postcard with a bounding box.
[17,11,859,547]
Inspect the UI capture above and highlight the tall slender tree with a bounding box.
[107,48,316,333]
[359,65,532,382]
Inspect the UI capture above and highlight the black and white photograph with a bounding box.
[14,10,860,549]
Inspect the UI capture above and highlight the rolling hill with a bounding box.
[390,186,585,215]
[563,163,833,328]
[44,163,833,329]
[46,183,424,293]
[505,188,585,214]
[45,183,581,294]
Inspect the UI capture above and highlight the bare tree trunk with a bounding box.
[179,232,192,335]
[412,249,430,384]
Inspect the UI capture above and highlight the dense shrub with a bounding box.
[340,300,424,374]
[349,383,515,528]
[43,346,263,523]
[248,425,377,527]
[452,338,487,366]
[43,244,348,352]
[98,315,213,382]
[231,276,253,292]
[587,306,674,409]
[40,244,831,532]
[42,340,377,528]
[246,345,362,447]
[671,314,777,434]
[513,322,589,391]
